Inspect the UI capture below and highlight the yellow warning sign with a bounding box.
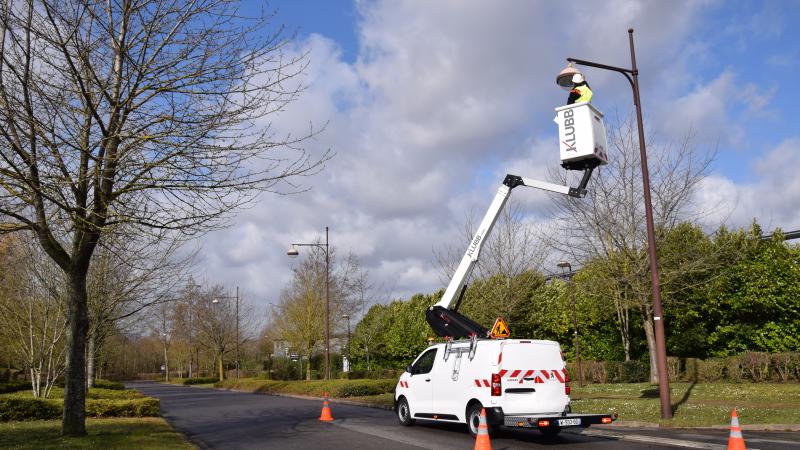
[490,317,510,338]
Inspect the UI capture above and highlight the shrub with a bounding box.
[740,352,770,382]
[0,397,62,421]
[770,353,800,382]
[93,379,125,390]
[182,377,219,385]
[697,358,726,382]
[0,381,31,394]
[85,398,160,418]
[725,354,744,382]
[333,380,395,397]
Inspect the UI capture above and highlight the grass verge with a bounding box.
[216,378,800,427]
[215,378,395,398]
[569,382,800,427]
[0,418,192,449]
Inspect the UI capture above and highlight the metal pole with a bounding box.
[235,286,240,379]
[325,226,330,380]
[346,316,351,372]
[570,284,583,387]
[628,28,672,419]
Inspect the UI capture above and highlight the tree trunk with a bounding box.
[163,342,170,382]
[305,353,312,380]
[641,303,658,384]
[217,355,224,381]
[86,335,95,388]
[62,271,89,436]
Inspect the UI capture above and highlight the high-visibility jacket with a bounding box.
[567,83,593,104]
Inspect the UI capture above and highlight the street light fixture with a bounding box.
[287,226,331,380]
[213,287,240,379]
[557,261,583,387]
[559,28,672,419]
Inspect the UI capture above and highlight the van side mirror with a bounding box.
[406,365,413,374]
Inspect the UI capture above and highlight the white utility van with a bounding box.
[394,337,613,436]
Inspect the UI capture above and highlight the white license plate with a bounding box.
[557,418,581,426]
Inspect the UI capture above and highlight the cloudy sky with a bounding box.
[194,0,800,312]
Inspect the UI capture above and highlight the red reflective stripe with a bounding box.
[482,379,490,387]
[510,370,521,378]
[498,369,508,377]
[541,370,550,379]
[474,380,482,387]
[523,370,534,378]
[498,353,503,364]
[534,376,544,383]
[553,370,565,383]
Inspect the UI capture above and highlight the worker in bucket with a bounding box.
[567,73,592,104]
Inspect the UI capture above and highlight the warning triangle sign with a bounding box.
[490,317,510,338]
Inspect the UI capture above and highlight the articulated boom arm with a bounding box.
[426,170,594,339]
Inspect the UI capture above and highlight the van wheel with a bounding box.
[466,403,492,437]
[396,398,415,426]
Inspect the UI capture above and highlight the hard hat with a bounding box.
[571,73,584,84]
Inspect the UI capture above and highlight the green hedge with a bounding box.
[567,352,800,383]
[0,381,31,394]
[92,379,125,390]
[0,392,160,421]
[85,398,160,418]
[215,378,396,398]
[0,397,62,421]
[182,377,219,385]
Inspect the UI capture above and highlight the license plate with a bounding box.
[557,418,581,426]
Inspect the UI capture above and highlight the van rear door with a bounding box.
[498,340,568,415]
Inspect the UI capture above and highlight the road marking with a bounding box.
[580,429,760,450]
[332,419,461,450]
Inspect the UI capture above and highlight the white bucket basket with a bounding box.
[553,102,608,170]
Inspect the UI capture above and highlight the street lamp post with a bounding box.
[557,261,583,387]
[213,286,240,379]
[342,314,351,373]
[558,28,672,418]
[287,226,331,380]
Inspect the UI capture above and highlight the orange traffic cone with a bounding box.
[319,392,334,421]
[473,408,492,450]
[727,408,746,450]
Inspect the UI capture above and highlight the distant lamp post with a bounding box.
[557,261,583,387]
[213,287,240,379]
[559,28,672,419]
[287,226,331,380]
[342,314,351,373]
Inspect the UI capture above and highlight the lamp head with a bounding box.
[286,245,299,257]
[556,62,583,91]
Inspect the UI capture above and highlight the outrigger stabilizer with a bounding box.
[426,168,596,339]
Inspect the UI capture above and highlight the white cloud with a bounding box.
[694,138,800,231]
[190,1,791,316]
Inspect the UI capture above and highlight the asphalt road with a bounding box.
[130,382,799,450]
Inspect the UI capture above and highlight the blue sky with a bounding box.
[201,1,800,311]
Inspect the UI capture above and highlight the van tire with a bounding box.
[396,397,415,426]
[466,402,491,437]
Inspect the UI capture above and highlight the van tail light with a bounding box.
[491,373,501,396]
[564,372,571,395]
[565,385,571,395]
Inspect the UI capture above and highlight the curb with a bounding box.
[214,387,395,411]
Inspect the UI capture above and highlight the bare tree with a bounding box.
[0,0,328,434]
[547,112,715,381]
[0,235,67,398]
[271,246,360,379]
[433,199,547,326]
[86,232,195,387]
